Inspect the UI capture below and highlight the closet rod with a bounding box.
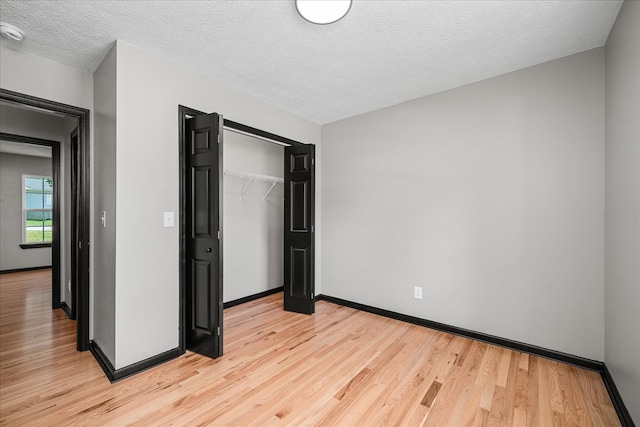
[223,126,289,147]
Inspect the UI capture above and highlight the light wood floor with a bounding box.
[0,270,620,426]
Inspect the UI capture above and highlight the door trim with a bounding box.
[1,88,91,352]
[0,132,60,308]
[69,127,79,320]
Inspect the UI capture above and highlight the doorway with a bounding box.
[178,106,316,359]
[222,130,285,307]
[0,133,60,303]
[0,88,91,352]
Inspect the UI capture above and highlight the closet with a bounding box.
[223,130,284,304]
[181,109,315,359]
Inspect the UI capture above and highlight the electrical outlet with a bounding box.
[414,286,423,299]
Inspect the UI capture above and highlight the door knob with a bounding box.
[206,248,212,252]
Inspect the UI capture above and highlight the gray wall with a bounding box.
[0,41,320,370]
[0,105,76,310]
[223,131,284,303]
[111,41,320,369]
[322,48,605,361]
[92,44,117,363]
[0,46,94,112]
[0,152,52,270]
[0,44,95,335]
[605,0,640,422]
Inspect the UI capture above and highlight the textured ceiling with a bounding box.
[0,0,622,124]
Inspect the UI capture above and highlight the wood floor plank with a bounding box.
[0,270,622,426]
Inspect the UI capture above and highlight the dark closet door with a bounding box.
[284,144,315,314]
[185,112,223,358]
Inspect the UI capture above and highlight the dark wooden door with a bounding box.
[185,113,223,358]
[284,144,315,314]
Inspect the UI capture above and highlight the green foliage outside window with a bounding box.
[24,176,53,243]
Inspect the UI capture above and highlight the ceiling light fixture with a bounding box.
[0,22,25,42]
[296,0,352,25]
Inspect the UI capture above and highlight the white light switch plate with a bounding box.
[163,211,174,227]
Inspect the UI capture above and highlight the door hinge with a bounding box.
[312,159,315,165]
[311,225,314,233]
[311,292,314,299]
[78,241,81,249]
[217,326,221,336]
[217,230,221,240]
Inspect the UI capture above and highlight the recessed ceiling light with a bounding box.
[296,0,352,25]
[0,22,25,42]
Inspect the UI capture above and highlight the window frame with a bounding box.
[22,174,54,245]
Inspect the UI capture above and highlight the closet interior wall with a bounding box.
[222,130,284,303]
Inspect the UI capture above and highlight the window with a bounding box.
[23,175,53,243]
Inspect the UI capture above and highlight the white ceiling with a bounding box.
[0,0,622,125]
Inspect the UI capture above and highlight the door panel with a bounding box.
[290,247,308,297]
[193,167,212,237]
[186,113,223,358]
[284,144,315,314]
[193,260,212,332]
[291,181,309,231]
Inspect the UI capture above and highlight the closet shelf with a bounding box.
[224,169,284,200]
